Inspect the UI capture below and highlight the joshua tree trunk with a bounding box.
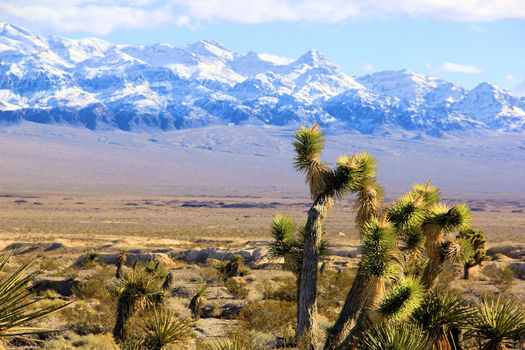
[324,268,374,350]
[336,279,385,349]
[113,296,136,342]
[422,229,443,290]
[297,193,333,348]
[463,264,471,280]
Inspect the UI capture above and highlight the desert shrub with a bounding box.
[238,300,296,341]
[200,266,224,286]
[144,261,168,280]
[434,261,459,291]
[225,278,249,299]
[60,300,115,335]
[216,255,250,280]
[43,333,117,349]
[263,277,296,302]
[483,265,515,293]
[73,279,108,300]
[317,269,356,321]
[82,251,100,268]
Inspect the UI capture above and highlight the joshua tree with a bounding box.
[325,187,428,349]
[189,283,209,321]
[410,291,472,350]
[467,296,525,350]
[161,272,173,292]
[456,227,489,279]
[140,309,192,350]
[0,252,70,344]
[292,124,378,346]
[113,271,165,342]
[116,250,128,279]
[326,181,472,349]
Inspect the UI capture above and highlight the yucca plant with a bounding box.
[116,250,128,279]
[189,283,209,321]
[466,296,525,350]
[113,271,165,342]
[141,309,192,350]
[0,252,70,346]
[411,291,472,349]
[205,333,263,350]
[456,228,489,280]
[358,323,433,350]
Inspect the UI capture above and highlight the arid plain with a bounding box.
[0,190,523,348]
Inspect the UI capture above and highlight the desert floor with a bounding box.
[0,191,523,349]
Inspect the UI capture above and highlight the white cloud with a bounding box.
[427,62,483,75]
[258,53,293,65]
[440,62,483,74]
[0,1,178,35]
[515,80,525,96]
[362,63,375,72]
[1,0,525,35]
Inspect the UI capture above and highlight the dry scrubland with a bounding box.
[0,192,524,349]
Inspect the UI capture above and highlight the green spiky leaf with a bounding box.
[361,219,398,279]
[375,277,424,322]
[358,323,432,350]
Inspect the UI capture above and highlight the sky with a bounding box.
[1,0,524,94]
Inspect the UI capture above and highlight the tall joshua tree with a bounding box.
[325,191,426,349]
[456,227,489,280]
[293,125,377,346]
[326,181,471,349]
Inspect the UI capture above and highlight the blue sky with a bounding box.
[1,0,524,93]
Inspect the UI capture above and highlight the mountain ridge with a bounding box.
[0,22,524,135]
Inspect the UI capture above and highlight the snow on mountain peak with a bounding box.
[184,39,234,62]
[0,22,523,135]
[293,49,335,69]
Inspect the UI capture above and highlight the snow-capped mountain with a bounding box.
[0,22,524,135]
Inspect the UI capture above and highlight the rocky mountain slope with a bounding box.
[1,22,524,135]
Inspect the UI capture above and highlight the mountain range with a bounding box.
[1,22,524,136]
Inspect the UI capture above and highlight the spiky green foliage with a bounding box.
[333,152,379,198]
[268,216,328,276]
[409,182,441,208]
[141,310,192,350]
[293,124,330,199]
[467,296,525,350]
[113,271,165,341]
[423,203,472,234]
[206,334,264,350]
[386,197,426,232]
[456,227,489,279]
[375,277,424,322]
[358,323,433,350]
[411,291,472,346]
[400,225,425,253]
[360,219,398,280]
[189,284,209,320]
[0,252,70,341]
[293,124,325,173]
[268,215,297,260]
[353,182,384,231]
